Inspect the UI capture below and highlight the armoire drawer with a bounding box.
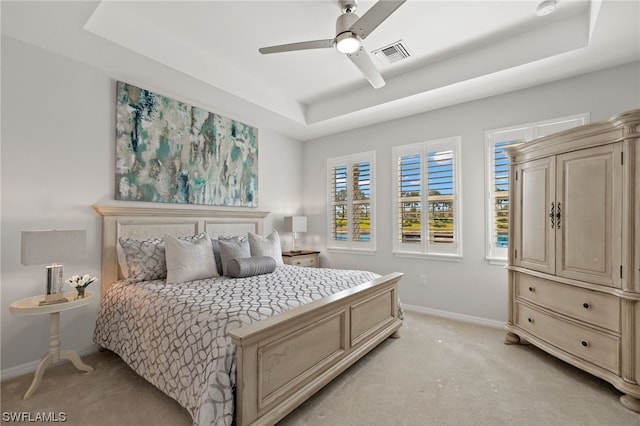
[516,302,620,374]
[515,273,620,332]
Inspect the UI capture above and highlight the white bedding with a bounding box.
[93,265,384,426]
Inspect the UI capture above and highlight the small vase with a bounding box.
[75,287,86,300]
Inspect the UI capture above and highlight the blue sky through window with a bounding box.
[400,151,455,195]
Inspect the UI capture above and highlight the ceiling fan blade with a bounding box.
[349,0,406,39]
[347,46,385,89]
[259,39,334,54]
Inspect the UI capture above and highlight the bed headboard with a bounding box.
[93,205,268,298]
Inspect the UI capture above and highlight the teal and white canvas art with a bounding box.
[115,81,258,207]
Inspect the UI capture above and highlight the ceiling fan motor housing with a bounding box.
[336,11,359,37]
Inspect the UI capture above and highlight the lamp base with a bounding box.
[289,250,303,254]
[39,294,68,306]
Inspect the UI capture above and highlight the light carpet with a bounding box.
[2,312,638,426]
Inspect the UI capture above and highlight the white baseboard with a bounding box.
[2,310,502,380]
[402,304,505,330]
[1,345,98,382]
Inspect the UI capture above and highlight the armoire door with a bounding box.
[513,156,556,274]
[555,143,622,287]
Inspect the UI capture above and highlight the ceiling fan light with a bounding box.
[336,32,360,54]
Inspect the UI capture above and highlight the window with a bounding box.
[485,113,589,263]
[327,151,375,252]
[392,136,462,260]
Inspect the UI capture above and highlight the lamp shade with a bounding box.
[21,230,87,265]
[284,216,307,233]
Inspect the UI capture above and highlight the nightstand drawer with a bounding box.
[294,256,316,267]
[282,251,320,268]
[289,255,317,267]
[516,302,619,374]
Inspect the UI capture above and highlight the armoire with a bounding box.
[504,109,640,412]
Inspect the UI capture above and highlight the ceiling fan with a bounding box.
[258,0,406,89]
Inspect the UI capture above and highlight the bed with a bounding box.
[93,205,403,426]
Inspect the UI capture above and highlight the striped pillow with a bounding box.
[226,256,277,278]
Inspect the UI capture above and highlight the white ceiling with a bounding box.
[2,1,639,141]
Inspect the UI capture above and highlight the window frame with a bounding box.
[326,150,376,254]
[392,136,462,261]
[484,113,590,264]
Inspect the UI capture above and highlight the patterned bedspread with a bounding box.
[93,265,383,426]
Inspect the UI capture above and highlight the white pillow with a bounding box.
[165,233,218,284]
[248,230,284,265]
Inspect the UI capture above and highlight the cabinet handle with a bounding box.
[581,340,589,347]
[549,202,555,229]
[583,302,591,309]
[528,286,535,292]
[527,317,534,323]
[556,202,561,229]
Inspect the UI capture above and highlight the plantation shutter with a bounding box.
[330,165,348,242]
[493,140,521,248]
[393,137,461,258]
[398,154,422,243]
[327,151,376,251]
[427,150,455,245]
[351,161,371,241]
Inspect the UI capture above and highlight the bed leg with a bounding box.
[390,330,401,339]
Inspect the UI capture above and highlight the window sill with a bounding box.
[327,248,376,256]
[486,257,508,266]
[393,251,462,262]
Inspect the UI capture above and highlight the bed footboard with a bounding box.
[228,272,403,426]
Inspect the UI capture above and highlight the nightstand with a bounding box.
[282,250,320,268]
[9,291,94,399]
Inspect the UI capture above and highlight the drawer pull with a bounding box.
[528,286,535,292]
[527,317,534,323]
[581,340,589,347]
[582,302,591,309]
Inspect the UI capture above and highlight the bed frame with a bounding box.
[94,205,403,426]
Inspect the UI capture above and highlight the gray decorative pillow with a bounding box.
[226,256,277,278]
[118,234,208,283]
[211,236,244,275]
[165,233,218,284]
[248,231,284,265]
[218,238,251,276]
[116,241,130,279]
[118,237,166,282]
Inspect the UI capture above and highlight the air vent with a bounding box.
[373,40,410,64]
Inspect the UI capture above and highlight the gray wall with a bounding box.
[301,61,640,322]
[1,36,305,373]
[2,31,638,374]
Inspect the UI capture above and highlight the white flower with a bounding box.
[66,274,97,289]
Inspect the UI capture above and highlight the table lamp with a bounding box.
[21,229,87,305]
[284,216,307,254]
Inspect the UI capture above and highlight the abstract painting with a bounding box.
[115,81,258,207]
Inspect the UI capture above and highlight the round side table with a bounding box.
[9,291,94,399]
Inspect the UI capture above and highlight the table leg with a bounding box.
[49,312,61,363]
[22,312,93,399]
[23,353,54,400]
[60,350,93,372]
